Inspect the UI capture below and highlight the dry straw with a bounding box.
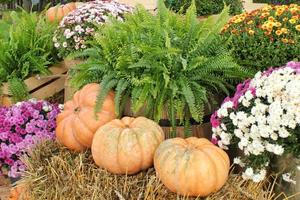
[18,140,279,200]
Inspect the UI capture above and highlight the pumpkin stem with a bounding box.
[74,107,81,113]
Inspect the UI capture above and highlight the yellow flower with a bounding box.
[247,20,254,25]
[262,5,272,12]
[290,7,298,14]
[281,28,288,34]
[266,22,275,29]
[281,38,288,43]
[275,30,283,36]
[233,17,245,24]
[275,7,285,16]
[248,30,255,35]
[268,16,275,21]
[267,27,273,32]
[275,22,282,27]
[261,12,270,18]
[289,19,297,24]
[283,17,288,22]
[296,25,300,31]
[262,24,268,30]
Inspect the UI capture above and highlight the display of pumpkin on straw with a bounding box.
[46,2,83,22]
[56,83,116,151]
[92,116,165,174]
[154,137,230,197]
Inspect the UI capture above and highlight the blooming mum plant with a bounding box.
[222,4,300,71]
[53,0,132,58]
[0,99,62,178]
[211,61,300,183]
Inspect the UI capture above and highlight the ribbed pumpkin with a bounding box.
[56,83,116,151]
[92,117,165,174]
[46,2,77,22]
[154,137,230,197]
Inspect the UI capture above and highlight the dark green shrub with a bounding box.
[164,0,244,16]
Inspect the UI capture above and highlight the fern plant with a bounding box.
[0,9,58,103]
[70,0,249,136]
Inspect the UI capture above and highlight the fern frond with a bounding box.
[114,79,129,117]
[94,75,118,116]
[8,77,30,103]
[179,78,199,121]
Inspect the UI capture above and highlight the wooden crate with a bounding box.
[0,62,67,106]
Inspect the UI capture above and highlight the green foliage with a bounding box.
[0,9,58,102]
[164,0,244,16]
[8,77,30,103]
[70,0,249,135]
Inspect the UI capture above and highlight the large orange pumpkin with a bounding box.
[92,116,165,174]
[46,2,77,22]
[9,185,29,200]
[154,137,230,197]
[56,83,116,151]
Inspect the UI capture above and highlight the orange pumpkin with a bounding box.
[56,83,116,151]
[46,2,77,22]
[154,137,230,197]
[92,116,165,174]
[9,185,29,200]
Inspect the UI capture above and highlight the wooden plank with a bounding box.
[162,122,212,139]
[1,62,67,95]
[1,96,12,106]
[30,77,66,100]
[117,0,156,10]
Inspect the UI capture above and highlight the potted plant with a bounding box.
[0,99,61,180]
[0,9,63,105]
[69,0,248,137]
[222,4,300,71]
[211,61,300,195]
[52,0,133,100]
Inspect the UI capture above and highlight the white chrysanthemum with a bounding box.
[273,145,284,155]
[282,173,296,185]
[214,63,300,183]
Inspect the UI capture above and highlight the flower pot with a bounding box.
[273,154,300,197]
[123,95,223,138]
[63,59,83,70]
[63,59,84,102]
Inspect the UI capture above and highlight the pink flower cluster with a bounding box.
[210,79,255,130]
[0,99,61,178]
